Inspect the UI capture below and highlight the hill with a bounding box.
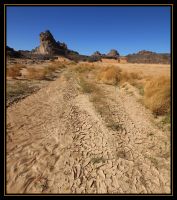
[126,50,170,64]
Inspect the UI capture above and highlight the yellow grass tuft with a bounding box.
[6,64,24,78]
[96,65,170,116]
[26,68,48,80]
[97,66,122,85]
[49,61,66,70]
[97,66,142,86]
[119,71,142,84]
[143,76,170,115]
[73,63,96,74]
[26,63,66,80]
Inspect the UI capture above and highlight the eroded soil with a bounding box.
[6,69,170,194]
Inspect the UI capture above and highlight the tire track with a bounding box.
[6,71,170,194]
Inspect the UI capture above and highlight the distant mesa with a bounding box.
[137,50,155,55]
[127,50,170,64]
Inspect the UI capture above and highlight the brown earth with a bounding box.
[6,64,171,194]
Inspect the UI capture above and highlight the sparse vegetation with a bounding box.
[6,61,67,106]
[143,76,170,115]
[6,64,24,78]
[96,66,170,120]
[26,68,49,80]
[97,66,121,85]
[120,71,142,84]
[137,85,144,96]
[107,122,123,131]
[74,63,96,74]
[78,77,96,93]
[6,80,41,106]
[91,157,106,164]
[145,155,159,169]
[48,61,66,70]
[117,150,126,159]
[161,113,171,124]
[26,63,66,80]
[97,66,142,86]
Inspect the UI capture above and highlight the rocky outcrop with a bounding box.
[7,30,170,64]
[33,30,69,55]
[126,50,170,64]
[6,46,22,58]
[32,30,92,62]
[92,51,102,57]
[106,49,120,58]
[137,50,154,55]
[91,49,120,60]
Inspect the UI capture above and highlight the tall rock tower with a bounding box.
[33,30,68,55]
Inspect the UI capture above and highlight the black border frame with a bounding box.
[2,3,174,197]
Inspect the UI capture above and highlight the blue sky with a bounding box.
[6,6,171,56]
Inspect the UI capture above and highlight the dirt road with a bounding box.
[6,70,170,194]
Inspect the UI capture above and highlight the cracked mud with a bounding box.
[6,70,170,194]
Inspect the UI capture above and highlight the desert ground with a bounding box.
[6,60,171,194]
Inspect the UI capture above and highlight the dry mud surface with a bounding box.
[6,71,170,194]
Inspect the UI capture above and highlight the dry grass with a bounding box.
[97,66,142,86]
[74,63,96,74]
[91,157,106,164]
[120,71,142,84]
[143,76,170,115]
[6,64,24,78]
[6,80,40,106]
[116,63,170,77]
[49,61,66,70]
[26,63,66,80]
[26,68,49,80]
[96,65,170,117]
[78,76,97,93]
[97,66,122,85]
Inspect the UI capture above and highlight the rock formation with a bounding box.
[7,30,170,64]
[33,30,68,55]
[106,49,120,58]
[91,49,120,59]
[126,50,170,64]
[92,51,102,57]
[137,50,154,55]
[6,46,22,58]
